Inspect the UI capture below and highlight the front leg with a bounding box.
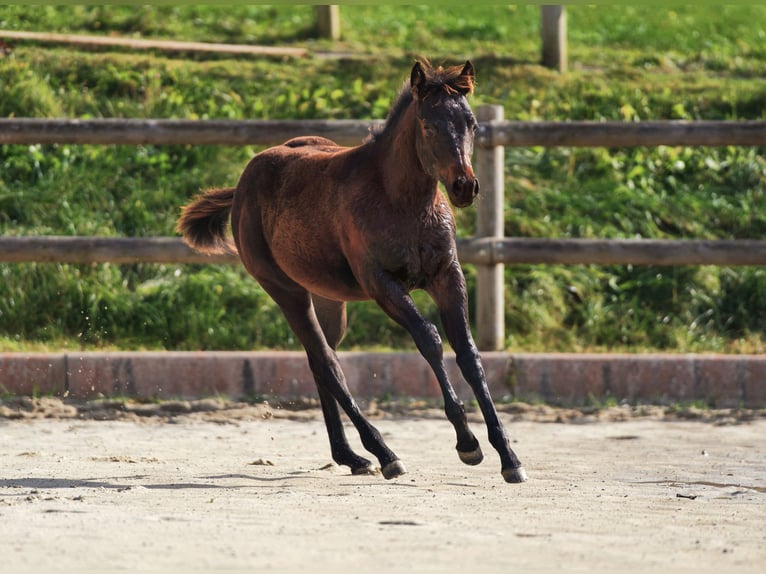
[429,261,527,483]
[365,269,483,466]
[252,273,403,479]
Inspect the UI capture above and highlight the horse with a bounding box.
[177,60,527,483]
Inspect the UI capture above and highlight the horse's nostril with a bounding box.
[451,177,479,205]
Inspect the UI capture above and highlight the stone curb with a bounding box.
[0,352,763,408]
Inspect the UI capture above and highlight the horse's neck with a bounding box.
[375,105,438,210]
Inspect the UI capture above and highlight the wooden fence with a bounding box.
[1,235,764,267]
[1,111,765,349]
[3,117,765,147]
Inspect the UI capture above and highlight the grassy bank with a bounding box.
[1,5,765,353]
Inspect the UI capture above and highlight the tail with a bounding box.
[176,187,237,254]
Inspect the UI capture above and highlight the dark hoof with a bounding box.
[351,464,378,476]
[502,466,528,483]
[381,460,407,480]
[457,446,484,466]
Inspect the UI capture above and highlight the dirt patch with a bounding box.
[1,408,764,571]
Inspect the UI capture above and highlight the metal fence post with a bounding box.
[474,105,506,351]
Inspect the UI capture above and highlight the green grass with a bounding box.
[1,5,765,353]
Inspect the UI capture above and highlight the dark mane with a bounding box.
[370,60,474,142]
[368,83,413,142]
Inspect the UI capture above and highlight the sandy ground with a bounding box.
[1,399,765,572]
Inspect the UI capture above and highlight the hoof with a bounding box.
[457,446,484,466]
[381,460,407,480]
[502,466,528,484]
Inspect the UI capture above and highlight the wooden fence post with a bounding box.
[315,5,341,40]
[541,5,567,72]
[474,105,506,351]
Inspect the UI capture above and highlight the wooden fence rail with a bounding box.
[0,30,309,58]
[2,236,766,267]
[2,111,765,349]
[2,118,765,148]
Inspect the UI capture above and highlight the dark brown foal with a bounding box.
[177,60,527,483]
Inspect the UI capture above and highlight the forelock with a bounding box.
[414,60,474,97]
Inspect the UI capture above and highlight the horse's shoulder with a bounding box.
[283,136,339,149]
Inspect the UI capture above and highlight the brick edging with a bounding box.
[0,351,763,408]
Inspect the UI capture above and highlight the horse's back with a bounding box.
[243,136,348,181]
[234,134,355,228]
[239,136,355,202]
[283,136,340,150]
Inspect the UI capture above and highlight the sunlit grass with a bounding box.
[1,5,764,353]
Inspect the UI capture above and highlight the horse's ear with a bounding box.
[461,60,475,82]
[410,61,427,97]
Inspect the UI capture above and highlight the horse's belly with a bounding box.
[273,249,368,302]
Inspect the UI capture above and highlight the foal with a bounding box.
[177,60,527,483]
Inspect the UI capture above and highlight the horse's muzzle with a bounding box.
[450,176,480,208]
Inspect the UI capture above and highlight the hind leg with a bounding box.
[312,294,376,476]
[233,207,403,478]
[271,286,402,478]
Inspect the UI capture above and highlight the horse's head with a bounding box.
[410,60,479,208]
